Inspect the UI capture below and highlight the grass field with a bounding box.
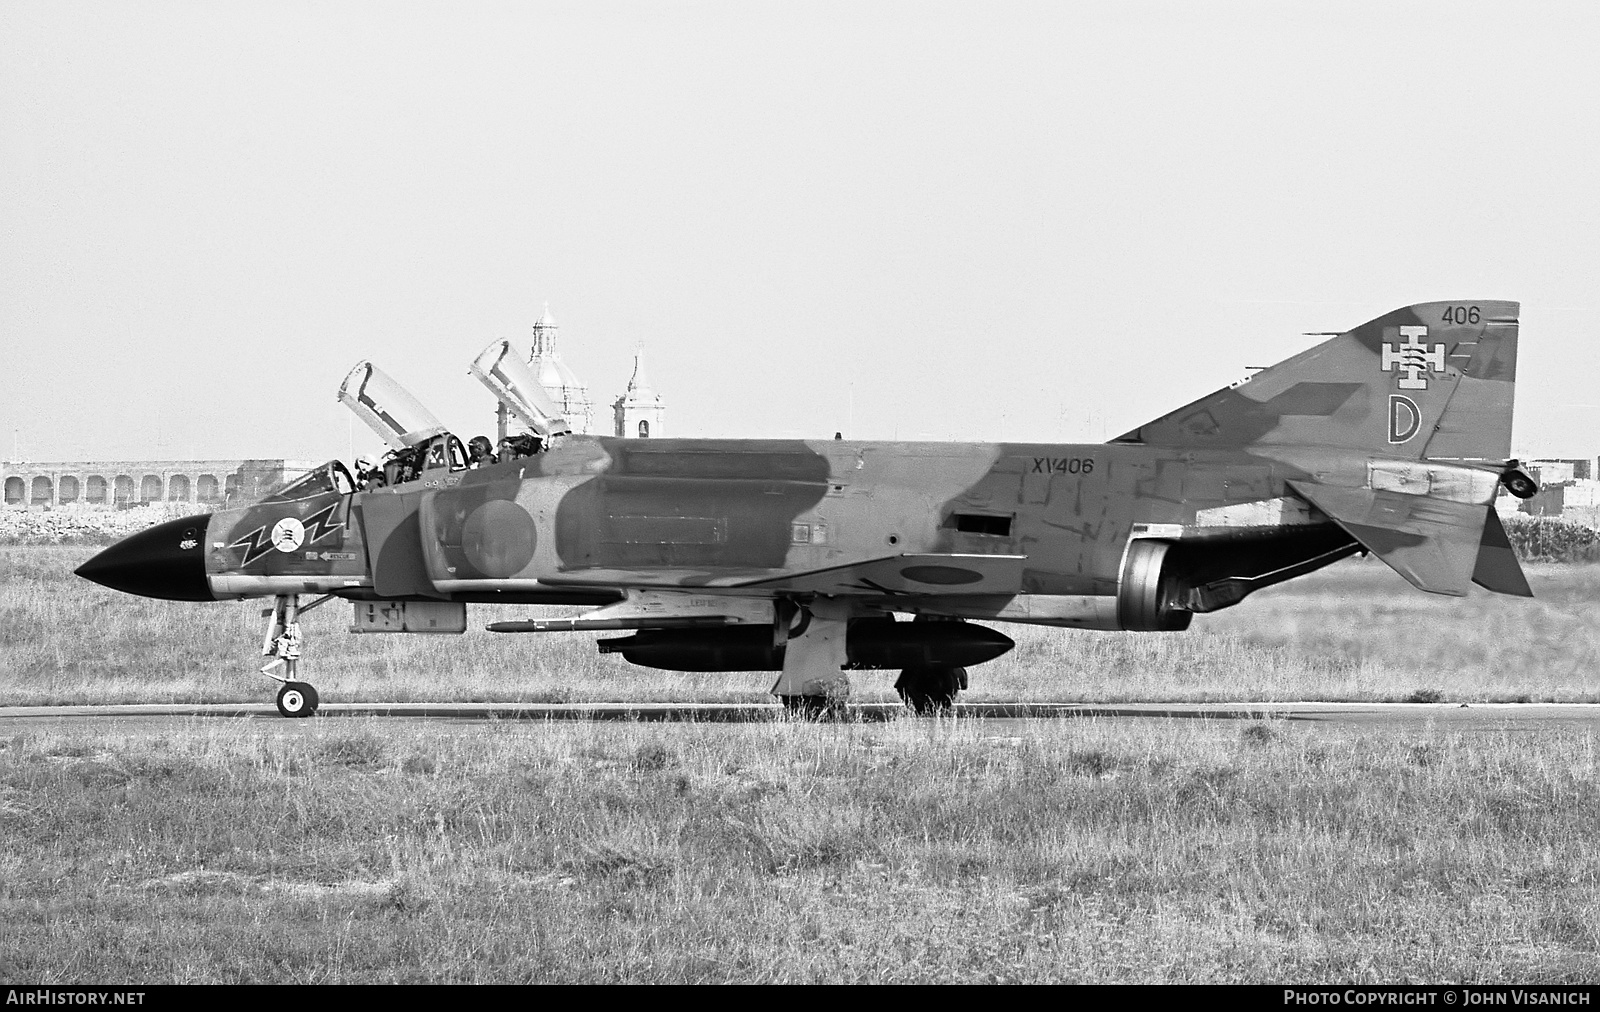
[6,548,1600,983]
[2,715,1597,983]
[2,546,1599,706]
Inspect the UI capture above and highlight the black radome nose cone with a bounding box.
[75,514,215,601]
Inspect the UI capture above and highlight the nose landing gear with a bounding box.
[260,594,335,718]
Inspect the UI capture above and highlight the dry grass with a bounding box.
[8,548,1596,984]
[1,716,1597,982]
[1504,515,1600,564]
[3,546,1599,705]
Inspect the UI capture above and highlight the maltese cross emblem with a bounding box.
[1381,326,1446,390]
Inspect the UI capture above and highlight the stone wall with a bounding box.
[0,502,203,545]
[0,459,318,509]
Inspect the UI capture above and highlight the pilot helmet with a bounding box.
[355,455,375,471]
[468,435,494,459]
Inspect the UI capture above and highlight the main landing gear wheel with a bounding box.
[276,681,320,718]
[896,665,966,714]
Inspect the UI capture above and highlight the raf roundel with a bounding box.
[271,517,306,554]
[462,500,538,578]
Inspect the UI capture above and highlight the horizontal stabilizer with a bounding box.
[1287,479,1491,597]
[1471,508,1533,597]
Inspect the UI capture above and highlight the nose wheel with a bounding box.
[260,594,334,718]
[276,682,320,718]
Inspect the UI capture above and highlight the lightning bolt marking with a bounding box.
[301,501,345,546]
[228,525,278,566]
[228,501,346,567]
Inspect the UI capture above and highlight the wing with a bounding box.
[733,553,1027,596]
[535,553,1028,597]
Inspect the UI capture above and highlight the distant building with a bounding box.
[1522,483,1567,518]
[528,304,596,435]
[527,302,665,439]
[1531,458,1593,483]
[1513,460,1600,529]
[613,347,666,438]
[0,459,318,509]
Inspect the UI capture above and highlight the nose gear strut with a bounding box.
[260,593,335,717]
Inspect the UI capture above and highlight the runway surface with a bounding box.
[3,700,1600,731]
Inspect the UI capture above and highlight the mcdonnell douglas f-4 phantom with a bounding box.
[77,300,1538,716]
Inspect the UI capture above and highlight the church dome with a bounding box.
[527,301,595,434]
[535,355,588,393]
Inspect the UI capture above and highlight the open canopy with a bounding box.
[469,339,572,438]
[336,361,449,450]
[261,460,356,503]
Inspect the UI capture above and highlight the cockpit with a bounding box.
[336,353,567,492]
[263,460,358,503]
[375,432,469,487]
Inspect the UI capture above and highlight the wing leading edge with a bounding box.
[534,553,1028,597]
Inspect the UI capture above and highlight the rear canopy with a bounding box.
[337,361,449,450]
[469,339,572,438]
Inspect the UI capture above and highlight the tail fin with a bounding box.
[1114,300,1519,462]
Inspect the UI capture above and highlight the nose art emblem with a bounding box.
[271,518,306,553]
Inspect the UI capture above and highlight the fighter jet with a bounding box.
[76,300,1538,717]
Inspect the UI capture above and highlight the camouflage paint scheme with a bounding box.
[84,301,1532,701]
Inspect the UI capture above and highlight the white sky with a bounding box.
[3,1,1598,463]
